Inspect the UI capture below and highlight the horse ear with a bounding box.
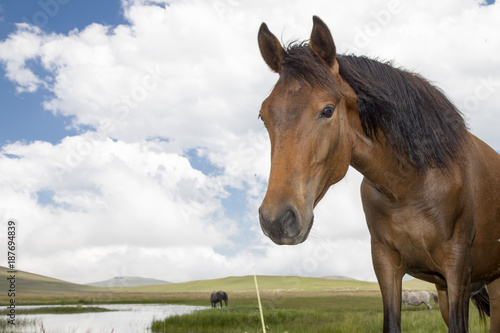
[310,16,337,70]
[258,22,284,73]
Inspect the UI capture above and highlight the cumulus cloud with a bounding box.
[0,0,499,283]
[0,135,239,282]
[0,24,46,92]
[0,1,271,148]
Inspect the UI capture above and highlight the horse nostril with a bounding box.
[259,205,304,243]
[283,209,301,238]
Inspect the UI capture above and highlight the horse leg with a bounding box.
[443,257,472,332]
[488,278,500,332]
[372,241,405,332]
[438,282,472,331]
[436,285,450,327]
[424,300,432,310]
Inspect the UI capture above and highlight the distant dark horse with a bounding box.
[257,16,500,332]
[210,291,228,308]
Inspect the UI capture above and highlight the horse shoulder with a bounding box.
[468,134,500,281]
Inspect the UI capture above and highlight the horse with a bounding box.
[210,290,228,308]
[257,16,500,333]
[402,290,438,310]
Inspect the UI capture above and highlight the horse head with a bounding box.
[257,16,357,245]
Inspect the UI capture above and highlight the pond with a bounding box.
[6,304,208,333]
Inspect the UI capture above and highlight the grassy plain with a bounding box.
[151,291,488,333]
[0,266,489,332]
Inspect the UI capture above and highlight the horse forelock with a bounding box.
[280,42,342,99]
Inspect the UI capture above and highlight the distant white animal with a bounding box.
[402,290,438,310]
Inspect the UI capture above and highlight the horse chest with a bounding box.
[363,178,459,246]
[381,220,434,263]
[367,204,436,243]
[364,199,446,269]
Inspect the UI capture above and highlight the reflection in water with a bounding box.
[8,304,207,333]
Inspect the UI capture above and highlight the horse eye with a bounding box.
[320,106,335,118]
[258,114,268,128]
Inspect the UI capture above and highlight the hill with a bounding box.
[128,275,435,294]
[402,278,436,291]
[0,266,100,294]
[128,275,378,293]
[87,276,172,287]
[0,266,435,297]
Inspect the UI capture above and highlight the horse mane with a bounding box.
[281,42,342,97]
[280,43,469,172]
[337,55,468,172]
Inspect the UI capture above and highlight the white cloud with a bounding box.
[0,1,271,148]
[0,135,241,282]
[0,0,499,284]
[0,24,45,92]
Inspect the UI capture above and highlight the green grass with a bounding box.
[0,317,41,332]
[152,306,333,333]
[0,266,488,332]
[152,294,488,333]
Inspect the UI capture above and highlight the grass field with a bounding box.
[0,266,490,332]
[151,292,489,333]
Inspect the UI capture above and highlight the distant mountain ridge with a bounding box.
[86,276,172,287]
[322,275,357,280]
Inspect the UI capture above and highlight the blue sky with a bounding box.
[0,0,126,145]
[1,0,496,146]
[0,1,253,237]
[0,0,499,284]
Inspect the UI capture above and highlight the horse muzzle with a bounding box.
[258,204,314,245]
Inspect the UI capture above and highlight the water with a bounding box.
[7,304,208,333]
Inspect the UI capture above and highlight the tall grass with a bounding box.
[151,306,340,333]
[0,317,41,332]
[151,305,385,333]
[151,294,489,333]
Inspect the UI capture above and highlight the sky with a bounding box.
[0,0,499,285]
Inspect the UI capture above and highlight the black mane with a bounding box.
[281,43,468,172]
[281,42,342,97]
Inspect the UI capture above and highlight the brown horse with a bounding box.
[257,16,500,332]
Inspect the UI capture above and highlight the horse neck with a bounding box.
[347,110,421,201]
